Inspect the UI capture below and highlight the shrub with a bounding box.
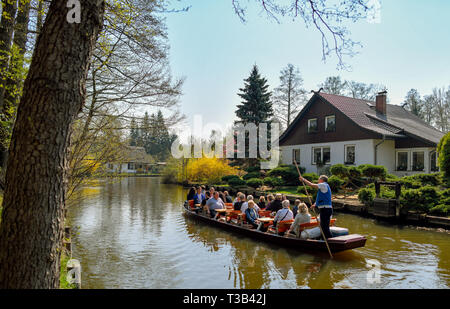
[328,175,344,193]
[348,167,363,180]
[406,173,442,186]
[330,164,349,178]
[245,166,261,173]
[222,175,240,183]
[401,186,440,212]
[302,173,319,182]
[243,172,261,180]
[358,188,375,205]
[400,177,422,189]
[228,177,246,187]
[246,178,263,189]
[267,165,304,186]
[360,165,387,180]
[386,174,400,181]
[186,157,239,184]
[263,177,284,188]
[430,203,450,216]
[437,132,450,185]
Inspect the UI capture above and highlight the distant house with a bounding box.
[106,146,152,174]
[279,91,444,176]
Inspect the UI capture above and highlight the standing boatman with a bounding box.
[299,175,333,239]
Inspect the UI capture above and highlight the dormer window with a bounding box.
[308,118,318,133]
[325,115,336,132]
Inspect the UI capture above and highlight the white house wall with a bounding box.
[374,139,396,172]
[281,139,378,174]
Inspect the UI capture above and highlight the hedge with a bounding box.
[328,175,344,193]
[400,186,440,213]
[330,164,349,178]
[227,177,246,187]
[263,177,284,188]
[246,178,263,189]
[358,188,375,205]
[267,165,304,186]
[360,165,387,180]
[243,172,261,180]
[222,175,240,183]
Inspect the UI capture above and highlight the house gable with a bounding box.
[279,95,380,146]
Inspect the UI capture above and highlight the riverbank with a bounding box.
[187,184,450,230]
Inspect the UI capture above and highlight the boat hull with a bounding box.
[183,205,366,254]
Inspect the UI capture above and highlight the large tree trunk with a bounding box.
[0,0,105,289]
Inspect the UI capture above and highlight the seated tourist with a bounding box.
[233,192,242,204]
[239,194,248,213]
[273,200,294,227]
[193,187,205,205]
[292,199,302,218]
[202,191,211,214]
[219,192,226,203]
[187,187,196,201]
[265,194,274,210]
[224,191,233,203]
[244,200,260,229]
[206,191,225,218]
[266,194,282,213]
[241,195,259,213]
[257,196,266,210]
[209,186,215,197]
[233,194,244,211]
[287,203,311,238]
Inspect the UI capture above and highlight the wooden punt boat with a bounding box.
[183,202,366,254]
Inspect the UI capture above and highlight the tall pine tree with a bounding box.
[236,65,273,125]
[235,65,273,166]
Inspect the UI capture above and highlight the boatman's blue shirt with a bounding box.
[316,182,332,209]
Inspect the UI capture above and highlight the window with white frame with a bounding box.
[345,145,356,165]
[308,118,318,133]
[312,147,331,165]
[325,115,336,132]
[396,151,408,171]
[292,149,300,165]
[412,151,425,171]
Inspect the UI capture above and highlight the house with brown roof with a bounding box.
[279,91,445,176]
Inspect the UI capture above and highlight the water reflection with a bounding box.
[68,177,450,289]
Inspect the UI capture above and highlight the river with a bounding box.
[67,177,450,289]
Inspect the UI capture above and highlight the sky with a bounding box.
[163,0,450,136]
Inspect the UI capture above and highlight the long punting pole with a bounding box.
[293,159,333,259]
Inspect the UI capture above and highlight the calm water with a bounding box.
[67,177,450,289]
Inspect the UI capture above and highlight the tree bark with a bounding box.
[0,0,105,289]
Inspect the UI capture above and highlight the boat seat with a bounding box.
[277,220,294,234]
[259,210,272,217]
[188,200,195,210]
[299,218,336,232]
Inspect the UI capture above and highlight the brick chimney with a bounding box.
[376,91,387,115]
